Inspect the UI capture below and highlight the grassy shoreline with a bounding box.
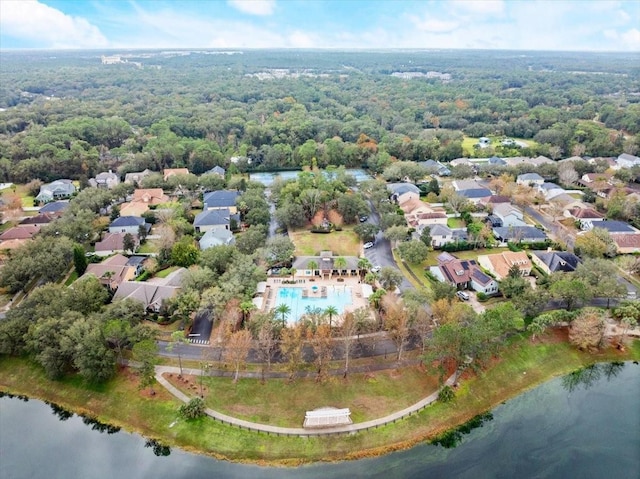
[1,332,638,465]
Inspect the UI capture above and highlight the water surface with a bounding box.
[1,362,638,478]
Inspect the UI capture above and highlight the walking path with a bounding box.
[155,365,456,437]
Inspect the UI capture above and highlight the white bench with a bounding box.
[303,407,352,428]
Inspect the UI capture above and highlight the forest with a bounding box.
[0,49,639,183]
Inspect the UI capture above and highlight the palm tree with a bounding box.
[324,305,338,329]
[239,300,256,327]
[334,256,347,276]
[276,303,291,328]
[357,257,372,280]
[290,267,297,281]
[308,260,318,276]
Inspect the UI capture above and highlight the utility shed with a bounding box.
[303,407,352,428]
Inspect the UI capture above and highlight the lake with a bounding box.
[250,168,371,186]
[1,362,638,479]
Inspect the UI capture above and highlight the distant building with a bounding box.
[163,168,190,181]
[124,169,153,185]
[89,171,119,189]
[108,216,150,235]
[516,173,545,186]
[531,250,581,274]
[203,190,240,213]
[204,166,226,177]
[615,153,640,169]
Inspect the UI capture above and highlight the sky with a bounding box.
[0,0,639,52]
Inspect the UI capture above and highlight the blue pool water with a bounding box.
[275,286,353,322]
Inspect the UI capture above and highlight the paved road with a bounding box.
[363,200,414,292]
[524,205,575,251]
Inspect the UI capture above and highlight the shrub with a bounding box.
[179,398,206,420]
[477,292,488,302]
[438,385,456,403]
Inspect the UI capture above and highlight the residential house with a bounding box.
[616,153,640,169]
[566,206,605,230]
[119,188,170,216]
[477,137,491,148]
[204,165,226,177]
[479,195,511,209]
[124,169,152,185]
[81,254,137,291]
[193,208,239,234]
[199,228,235,250]
[94,232,139,256]
[452,179,484,191]
[108,216,150,235]
[487,156,507,166]
[458,188,493,204]
[396,191,421,211]
[585,220,635,234]
[19,213,56,227]
[537,182,565,200]
[163,168,190,181]
[417,159,451,176]
[427,224,454,248]
[612,234,640,254]
[429,252,498,295]
[516,173,545,186]
[478,251,532,280]
[113,282,180,313]
[292,251,360,278]
[387,182,420,201]
[203,190,240,213]
[531,250,581,274]
[89,171,120,189]
[577,172,613,187]
[125,255,148,276]
[0,225,40,241]
[39,201,70,215]
[492,203,526,227]
[493,226,548,243]
[406,210,448,229]
[35,180,76,203]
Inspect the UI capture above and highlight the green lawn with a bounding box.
[1,336,637,464]
[447,217,465,228]
[289,228,361,256]
[462,136,540,157]
[424,247,506,266]
[138,240,159,254]
[171,366,439,426]
[155,266,179,278]
[64,272,79,286]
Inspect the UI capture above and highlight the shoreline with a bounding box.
[1,334,638,466]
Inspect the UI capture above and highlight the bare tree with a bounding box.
[558,162,579,186]
[309,324,333,382]
[381,293,411,360]
[340,312,358,378]
[253,313,278,383]
[223,330,253,383]
[280,323,305,382]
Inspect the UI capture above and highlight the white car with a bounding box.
[363,242,375,249]
[456,291,470,301]
[371,265,381,273]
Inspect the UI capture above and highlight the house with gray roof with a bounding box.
[205,165,226,177]
[417,160,451,176]
[124,169,153,185]
[531,250,581,275]
[89,171,119,189]
[493,226,548,243]
[537,182,565,200]
[113,282,180,313]
[587,220,636,234]
[203,190,240,213]
[292,251,360,278]
[516,173,545,186]
[108,216,150,235]
[616,153,640,169]
[458,188,492,203]
[387,182,420,200]
[35,180,76,203]
[199,228,235,250]
[487,156,507,166]
[193,208,239,234]
[492,203,526,227]
[39,201,70,214]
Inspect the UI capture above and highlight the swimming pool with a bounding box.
[274,286,353,323]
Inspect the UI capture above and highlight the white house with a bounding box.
[616,153,640,169]
[537,182,565,200]
[108,216,150,235]
[89,171,120,189]
[516,173,545,186]
[199,229,235,250]
[492,203,526,228]
[35,180,76,203]
[427,224,454,247]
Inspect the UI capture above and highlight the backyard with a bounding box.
[289,228,361,256]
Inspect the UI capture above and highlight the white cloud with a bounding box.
[0,0,108,48]
[408,16,460,33]
[605,28,640,50]
[450,0,505,16]
[227,0,275,16]
[288,31,317,48]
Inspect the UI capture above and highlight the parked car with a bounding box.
[371,265,381,273]
[456,291,470,301]
[359,215,369,222]
[363,241,375,249]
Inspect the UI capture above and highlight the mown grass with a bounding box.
[155,266,180,278]
[169,365,438,426]
[289,228,361,256]
[1,334,638,464]
[447,217,466,228]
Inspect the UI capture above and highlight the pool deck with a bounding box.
[262,275,368,318]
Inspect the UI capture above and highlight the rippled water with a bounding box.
[1,362,638,479]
